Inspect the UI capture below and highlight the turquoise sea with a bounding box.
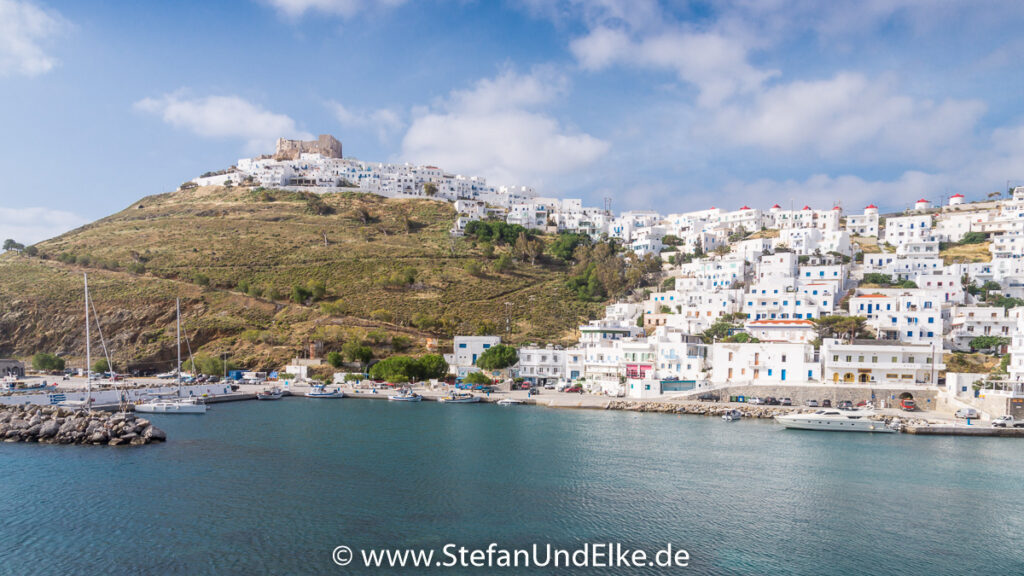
[2,399,1023,575]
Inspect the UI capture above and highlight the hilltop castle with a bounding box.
[274,134,342,160]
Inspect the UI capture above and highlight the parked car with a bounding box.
[955,407,980,419]
[697,392,720,402]
[806,399,819,407]
[780,398,792,406]
[822,399,832,407]
[992,415,1024,428]
[564,386,582,393]
[837,400,854,411]
[764,397,780,406]
[900,399,917,411]
[519,383,533,390]
[748,397,765,405]
[543,383,556,390]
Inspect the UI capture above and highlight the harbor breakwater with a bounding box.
[0,405,166,446]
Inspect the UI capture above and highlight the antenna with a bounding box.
[604,197,612,216]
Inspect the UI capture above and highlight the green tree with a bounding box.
[369,355,421,383]
[91,358,110,373]
[476,344,518,370]
[3,239,24,252]
[326,350,344,368]
[417,354,449,379]
[31,353,65,371]
[343,341,373,368]
[423,182,438,196]
[969,336,1010,353]
[514,232,544,265]
[548,232,590,261]
[959,231,986,245]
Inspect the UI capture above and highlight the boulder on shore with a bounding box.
[0,405,166,447]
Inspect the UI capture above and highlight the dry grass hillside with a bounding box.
[0,186,605,371]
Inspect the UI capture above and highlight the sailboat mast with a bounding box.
[176,298,182,395]
[84,273,92,410]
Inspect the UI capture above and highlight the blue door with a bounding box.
[781,369,787,381]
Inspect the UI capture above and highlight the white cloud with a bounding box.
[701,72,986,163]
[0,206,87,245]
[263,0,405,19]
[0,0,68,77]
[329,101,404,144]
[135,93,312,152]
[400,69,609,187]
[571,27,776,107]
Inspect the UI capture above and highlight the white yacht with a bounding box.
[775,409,896,433]
[134,300,208,415]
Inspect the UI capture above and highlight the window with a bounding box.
[458,343,467,348]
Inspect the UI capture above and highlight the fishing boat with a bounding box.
[305,383,345,398]
[1,377,54,393]
[775,409,896,433]
[388,388,422,402]
[135,299,207,414]
[438,392,481,404]
[722,409,743,421]
[496,397,524,406]
[256,387,285,400]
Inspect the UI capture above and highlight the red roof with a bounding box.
[917,198,928,203]
[802,205,811,210]
[857,294,888,298]
[832,206,841,210]
[951,193,964,198]
[866,204,877,209]
[771,204,781,209]
[740,205,751,210]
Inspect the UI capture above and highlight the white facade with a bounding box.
[450,336,501,377]
[710,342,819,385]
[821,339,943,385]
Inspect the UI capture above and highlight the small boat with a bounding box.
[438,392,481,404]
[722,409,743,421]
[388,389,422,402]
[135,398,207,414]
[496,397,524,406]
[1,379,54,393]
[256,387,284,400]
[775,409,896,433]
[305,384,345,398]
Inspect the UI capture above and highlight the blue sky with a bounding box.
[2,0,1023,243]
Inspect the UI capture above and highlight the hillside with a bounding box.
[0,186,606,372]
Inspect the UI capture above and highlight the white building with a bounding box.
[710,342,820,385]
[743,319,817,343]
[821,339,943,385]
[448,336,502,378]
[948,306,1016,351]
[516,344,566,385]
[846,205,880,237]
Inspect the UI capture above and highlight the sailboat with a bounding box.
[135,299,207,414]
[59,274,96,410]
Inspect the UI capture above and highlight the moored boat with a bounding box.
[305,384,345,398]
[388,389,422,402]
[438,392,481,404]
[722,409,743,421]
[496,397,524,406]
[775,409,896,433]
[135,398,207,414]
[256,387,284,400]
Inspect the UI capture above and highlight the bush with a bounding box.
[91,358,110,373]
[417,354,449,379]
[291,284,312,304]
[493,253,513,274]
[31,353,65,371]
[370,309,393,322]
[959,231,986,245]
[464,260,485,277]
[369,355,421,383]
[463,371,492,385]
[391,335,412,351]
[343,341,373,367]
[194,273,210,287]
[327,351,344,368]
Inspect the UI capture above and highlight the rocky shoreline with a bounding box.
[0,405,167,446]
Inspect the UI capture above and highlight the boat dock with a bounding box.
[903,425,1024,437]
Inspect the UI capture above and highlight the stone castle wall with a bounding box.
[274,134,342,160]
